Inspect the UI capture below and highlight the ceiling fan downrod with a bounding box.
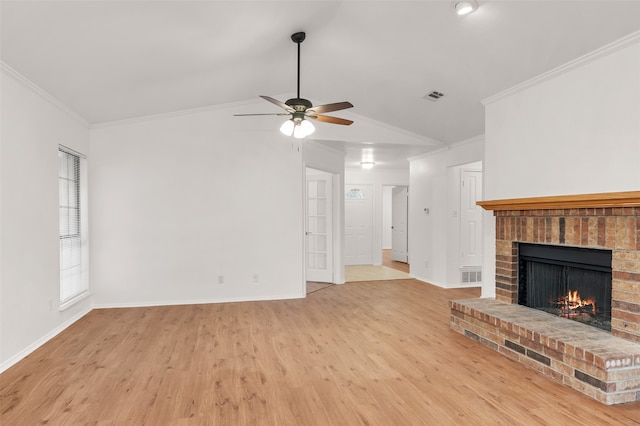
[291,31,305,101]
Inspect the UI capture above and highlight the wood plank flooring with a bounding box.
[2,280,640,425]
[382,249,409,273]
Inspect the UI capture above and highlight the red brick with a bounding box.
[598,217,606,247]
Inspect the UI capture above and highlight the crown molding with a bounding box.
[90,97,264,129]
[482,29,640,106]
[1,61,90,128]
[304,139,348,158]
[407,133,484,162]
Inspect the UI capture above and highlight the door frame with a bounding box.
[460,167,483,267]
[303,165,342,288]
[391,185,409,263]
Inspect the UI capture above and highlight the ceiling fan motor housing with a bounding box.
[286,98,313,111]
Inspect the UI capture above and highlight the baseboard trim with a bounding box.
[92,293,303,309]
[410,275,447,288]
[0,306,93,373]
[410,275,482,289]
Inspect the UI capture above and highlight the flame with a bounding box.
[558,289,596,316]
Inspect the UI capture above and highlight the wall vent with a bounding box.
[423,90,446,102]
[460,266,482,284]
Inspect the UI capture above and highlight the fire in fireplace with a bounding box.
[518,243,612,331]
[557,289,596,317]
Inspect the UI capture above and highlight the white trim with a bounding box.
[90,97,265,129]
[92,293,303,310]
[59,290,90,311]
[93,95,444,148]
[408,134,484,162]
[0,61,90,128]
[411,275,447,288]
[482,29,640,106]
[59,144,87,159]
[408,146,448,162]
[411,274,480,289]
[0,306,92,374]
[449,134,485,149]
[343,113,444,147]
[304,140,348,158]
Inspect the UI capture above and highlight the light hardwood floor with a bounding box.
[382,249,409,273]
[2,280,639,425]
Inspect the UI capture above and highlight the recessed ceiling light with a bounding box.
[454,0,478,15]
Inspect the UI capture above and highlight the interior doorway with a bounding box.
[344,184,373,265]
[382,185,409,266]
[305,168,334,283]
[391,186,408,262]
[448,160,483,287]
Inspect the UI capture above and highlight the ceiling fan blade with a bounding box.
[234,113,290,117]
[307,114,354,126]
[260,95,295,112]
[307,101,353,114]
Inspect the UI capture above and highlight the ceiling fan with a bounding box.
[235,31,354,139]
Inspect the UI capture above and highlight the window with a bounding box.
[346,188,365,199]
[59,147,88,308]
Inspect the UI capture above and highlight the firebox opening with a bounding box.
[518,243,612,332]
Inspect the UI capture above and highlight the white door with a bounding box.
[345,184,373,265]
[306,172,333,282]
[391,186,408,263]
[461,170,482,266]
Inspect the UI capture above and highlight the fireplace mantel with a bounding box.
[477,190,640,211]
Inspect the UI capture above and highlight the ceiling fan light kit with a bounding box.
[280,118,315,139]
[235,31,354,138]
[454,0,478,15]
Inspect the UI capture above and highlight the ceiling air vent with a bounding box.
[423,90,446,102]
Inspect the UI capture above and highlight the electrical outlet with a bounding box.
[217,275,224,284]
[252,273,259,283]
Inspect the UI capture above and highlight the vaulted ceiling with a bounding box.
[3,1,640,168]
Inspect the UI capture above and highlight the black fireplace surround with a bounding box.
[518,243,612,331]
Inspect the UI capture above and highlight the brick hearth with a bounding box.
[450,298,640,405]
[451,192,640,405]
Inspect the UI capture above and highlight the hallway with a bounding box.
[307,250,410,294]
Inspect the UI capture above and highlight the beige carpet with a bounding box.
[345,265,411,282]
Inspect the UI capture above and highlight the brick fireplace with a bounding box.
[450,191,640,405]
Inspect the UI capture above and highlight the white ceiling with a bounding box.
[3,1,640,168]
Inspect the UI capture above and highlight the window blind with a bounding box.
[59,148,87,304]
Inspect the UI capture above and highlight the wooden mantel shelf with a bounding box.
[477,191,640,211]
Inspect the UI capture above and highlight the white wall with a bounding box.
[482,35,640,299]
[409,138,484,288]
[345,167,409,265]
[484,39,640,200]
[1,67,92,370]
[90,107,305,307]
